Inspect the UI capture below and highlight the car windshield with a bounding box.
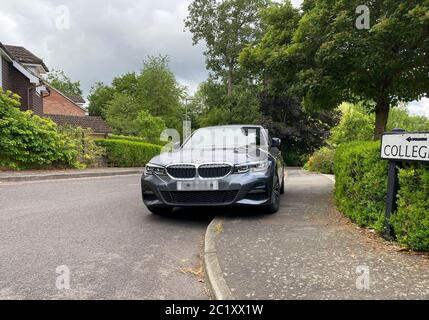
[182,127,268,150]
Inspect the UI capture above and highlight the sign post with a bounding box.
[381,129,429,239]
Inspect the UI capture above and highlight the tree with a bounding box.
[243,0,429,139]
[45,69,83,96]
[134,110,166,144]
[105,93,141,136]
[112,72,139,97]
[185,0,270,96]
[239,2,339,164]
[190,78,262,127]
[87,82,115,118]
[136,56,185,129]
[89,55,185,132]
[259,91,340,165]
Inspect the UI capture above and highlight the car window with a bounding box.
[182,127,267,150]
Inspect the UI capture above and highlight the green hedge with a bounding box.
[108,134,147,143]
[393,166,429,251]
[335,141,429,251]
[107,134,168,146]
[96,139,162,167]
[334,141,388,232]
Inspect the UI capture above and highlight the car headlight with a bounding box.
[234,160,270,173]
[144,163,166,176]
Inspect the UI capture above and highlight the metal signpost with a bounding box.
[381,129,429,239]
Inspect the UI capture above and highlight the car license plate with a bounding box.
[177,180,219,191]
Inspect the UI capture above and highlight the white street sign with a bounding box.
[381,132,429,162]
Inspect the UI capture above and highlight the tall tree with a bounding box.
[87,82,114,118]
[185,0,270,96]
[240,1,340,164]
[136,56,185,129]
[243,0,429,139]
[45,69,83,96]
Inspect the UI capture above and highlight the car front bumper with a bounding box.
[141,170,274,208]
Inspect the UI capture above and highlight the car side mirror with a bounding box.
[272,138,281,148]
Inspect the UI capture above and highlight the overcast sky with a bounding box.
[0,0,427,116]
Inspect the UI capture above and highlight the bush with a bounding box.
[0,90,79,170]
[59,126,105,167]
[334,141,429,251]
[304,147,335,174]
[329,103,374,147]
[334,141,388,232]
[392,166,429,251]
[96,139,162,167]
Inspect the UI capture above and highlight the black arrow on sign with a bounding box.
[406,137,428,143]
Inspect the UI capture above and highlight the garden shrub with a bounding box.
[392,166,429,251]
[59,126,105,167]
[0,90,79,170]
[334,141,388,232]
[96,139,162,167]
[305,147,335,174]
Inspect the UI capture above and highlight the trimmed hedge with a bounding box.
[393,166,429,251]
[108,134,167,146]
[96,139,162,167]
[334,141,388,232]
[335,141,429,251]
[108,134,147,143]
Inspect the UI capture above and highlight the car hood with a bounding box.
[150,148,269,166]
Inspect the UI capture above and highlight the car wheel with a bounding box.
[147,206,172,215]
[266,175,281,214]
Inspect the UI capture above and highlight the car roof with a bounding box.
[199,125,265,130]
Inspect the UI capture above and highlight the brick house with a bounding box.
[0,42,111,138]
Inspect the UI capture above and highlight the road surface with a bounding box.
[0,175,213,299]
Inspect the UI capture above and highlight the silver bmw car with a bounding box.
[141,125,285,214]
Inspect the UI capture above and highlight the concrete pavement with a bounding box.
[0,175,213,299]
[0,168,145,182]
[211,168,429,300]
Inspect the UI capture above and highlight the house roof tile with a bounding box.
[67,95,86,104]
[46,115,112,134]
[2,44,49,72]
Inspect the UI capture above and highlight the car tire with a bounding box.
[266,175,281,214]
[147,206,172,215]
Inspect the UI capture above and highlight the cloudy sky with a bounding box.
[0,0,427,116]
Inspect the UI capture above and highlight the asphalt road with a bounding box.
[0,175,214,299]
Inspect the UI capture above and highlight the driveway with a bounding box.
[213,168,429,299]
[0,175,213,299]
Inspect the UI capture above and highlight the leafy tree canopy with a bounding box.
[45,69,83,97]
[241,0,429,139]
[185,0,270,96]
[88,82,115,118]
[89,55,185,134]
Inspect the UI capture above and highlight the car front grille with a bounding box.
[166,163,232,179]
[161,190,238,204]
[166,165,197,179]
[198,164,232,179]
